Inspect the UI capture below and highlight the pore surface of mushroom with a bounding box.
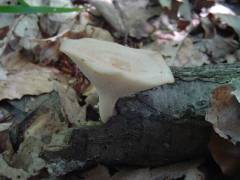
[60,38,174,122]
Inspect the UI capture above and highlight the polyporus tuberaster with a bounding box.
[60,38,174,122]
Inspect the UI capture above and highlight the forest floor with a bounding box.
[0,0,240,179]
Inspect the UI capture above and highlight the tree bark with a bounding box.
[41,64,240,170]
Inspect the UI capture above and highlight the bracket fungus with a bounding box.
[60,38,174,122]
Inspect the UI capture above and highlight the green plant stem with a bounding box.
[0,5,82,13]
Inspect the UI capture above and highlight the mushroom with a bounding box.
[60,38,174,122]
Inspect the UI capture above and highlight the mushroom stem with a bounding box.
[98,92,119,122]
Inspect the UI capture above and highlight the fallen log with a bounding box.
[40,63,240,172]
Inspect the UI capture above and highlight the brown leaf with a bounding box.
[0,26,9,39]
[83,165,111,180]
[193,0,215,11]
[209,133,240,176]
[0,53,57,101]
[175,37,209,67]
[206,85,240,144]
[0,131,12,153]
[55,82,87,126]
[0,69,55,101]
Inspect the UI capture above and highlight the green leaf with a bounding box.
[0,5,82,14]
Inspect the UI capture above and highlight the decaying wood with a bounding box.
[39,63,240,171]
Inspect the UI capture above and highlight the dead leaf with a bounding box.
[209,132,240,176]
[39,15,61,37]
[89,0,125,34]
[0,53,57,101]
[9,92,72,178]
[12,137,46,177]
[193,0,215,11]
[209,4,236,16]
[0,15,23,57]
[214,14,240,38]
[0,69,55,101]
[112,160,204,180]
[234,49,240,61]
[14,15,39,38]
[0,65,7,80]
[0,14,15,29]
[195,34,239,61]
[0,123,12,132]
[1,53,86,128]
[225,54,237,64]
[145,37,209,67]
[112,168,151,180]
[159,0,172,9]
[85,25,114,41]
[200,16,215,38]
[23,112,66,140]
[206,84,240,144]
[14,15,40,50]
[0,155,30,180]
[71,24,114,41]
[0,131,12,153]
[48,0,78,22]
[143,40,181,66]
[55,82,87,126]
[90,0,160,38]
[83,165,111,180]
[175,37,209,67]
[178,0,192,21]
[232,89,240,103]
[151,160,204,180]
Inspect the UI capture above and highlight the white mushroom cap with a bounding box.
[60,38,174,122]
